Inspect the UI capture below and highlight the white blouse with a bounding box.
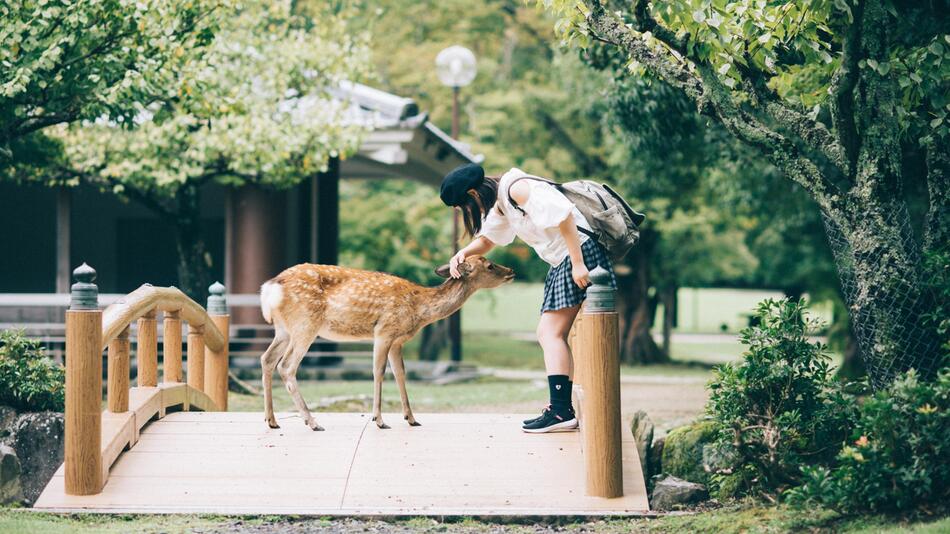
[478,168,591,266]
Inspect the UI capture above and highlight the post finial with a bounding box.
[70,263,99,310]
[207,281,227,315]
[584,265,615,313]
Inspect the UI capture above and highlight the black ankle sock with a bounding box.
[548,375,573,414]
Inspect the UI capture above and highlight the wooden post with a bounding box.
[204,282,230,411]
[163,310,182,383]
[187,324,205,391]
[107,326,130,412]
[64,263,103,495]
[137,310,158,387]
[577,266,624,498]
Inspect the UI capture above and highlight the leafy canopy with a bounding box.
[1,0,223,148]
[53,1,372,199]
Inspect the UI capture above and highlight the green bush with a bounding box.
[706,299,854,499]
[0,330,65,412]
[787,369,949,515]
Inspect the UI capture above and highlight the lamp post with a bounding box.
[436,45,476,364]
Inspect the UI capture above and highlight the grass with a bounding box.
[228,376,549,413]
[2,506,947,533]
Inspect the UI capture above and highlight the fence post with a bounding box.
[137,309,158,387]
[64,263,103,495]
[107,326,130,412]
[187,324,205,391]
[163,310,182,383]
[205,282,230,411]
[577,266,623,498]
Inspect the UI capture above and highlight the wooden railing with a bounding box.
[64,263,230,496]
[569,266,624,498]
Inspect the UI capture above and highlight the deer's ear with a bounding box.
[457,261,474,277]
[434,264,451,278]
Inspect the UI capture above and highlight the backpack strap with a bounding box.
[506,175,560,215]
[506,175,598,240]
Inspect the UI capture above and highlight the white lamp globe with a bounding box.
[435,45,477,88]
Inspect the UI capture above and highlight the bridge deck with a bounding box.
[35,411,648,515]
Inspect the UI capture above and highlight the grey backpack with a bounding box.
[508,175,645,262]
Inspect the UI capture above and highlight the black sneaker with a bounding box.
[522,408,578,433]
[523,405,551,425]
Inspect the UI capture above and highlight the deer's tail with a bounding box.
[260,280,284,324]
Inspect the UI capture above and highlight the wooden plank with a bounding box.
[35,412,649,515]
[128,387,162,437]
[100,411,135,482]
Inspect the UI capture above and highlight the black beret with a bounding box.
[440,163,485,206]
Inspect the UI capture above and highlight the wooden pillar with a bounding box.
[230,186,287,324]
[577,267,623,498]
[204,282,230,411]
[64,263,103,495]
[136,310,158,387]
[187,324,205,391]
[312,157,339,265]
[163,310,182,383]
[107,326,130,412]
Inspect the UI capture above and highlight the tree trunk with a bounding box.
[172,187,212,302]
[660,285,676,357]
[824,207,942,386]
[418,319,450,361]
[615,231,669,365]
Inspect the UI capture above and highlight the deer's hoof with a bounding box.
[376,421,391,430]
[266,417,280,429]
[309,423,325,432]
[409,421,422,427]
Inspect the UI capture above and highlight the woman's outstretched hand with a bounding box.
[572,262,591,289]
[449,251,467,278]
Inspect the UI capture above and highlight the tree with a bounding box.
[43,1,371,298]
[1,0,222,156]
[542,0,949,383]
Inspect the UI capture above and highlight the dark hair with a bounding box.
[458,176,499,236]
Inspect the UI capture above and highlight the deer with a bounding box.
[258,255,515,431]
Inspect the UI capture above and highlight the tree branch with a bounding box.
[631,0,688,56]
[828,0,864,176]
[587,2,847,219]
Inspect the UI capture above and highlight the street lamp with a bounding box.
[436,45,476,364]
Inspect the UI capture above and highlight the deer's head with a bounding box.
[435,255,515,289]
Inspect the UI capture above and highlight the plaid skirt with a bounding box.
[540,238,617,313]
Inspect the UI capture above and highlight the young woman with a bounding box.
[440,163,617,433]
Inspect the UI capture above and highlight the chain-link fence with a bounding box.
[822,208,943,389]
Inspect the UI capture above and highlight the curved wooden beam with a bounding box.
[101,285,225,352]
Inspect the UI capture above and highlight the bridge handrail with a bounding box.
[63,264,230,496]
[101,284,225,352]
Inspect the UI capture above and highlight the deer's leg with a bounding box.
[388,343,420,427]
[277,336,323,431]
[260,333,289,429]
[371,338,394,429]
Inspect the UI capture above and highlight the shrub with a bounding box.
[787,369,950,515]
[706,299,854,499]
[0,330,65,412]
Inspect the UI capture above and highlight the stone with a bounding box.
[661,420,718,485]
[0,406,17,441]
[630,410,654,479]
[7,411,64,505]
[648,435,665,485]
[0,444,22,504]
[650,475,709,511]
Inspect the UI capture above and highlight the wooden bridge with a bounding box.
[33,265,648,515]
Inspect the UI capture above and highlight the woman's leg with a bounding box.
[537,304,582,375]
[523,304,583,432]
